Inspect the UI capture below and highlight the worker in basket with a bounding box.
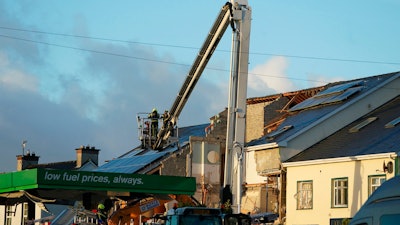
[148,108,160,138]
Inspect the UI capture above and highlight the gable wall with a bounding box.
[246,97,289,143]
[159,146,189,177]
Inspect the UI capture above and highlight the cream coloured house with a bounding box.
[282,95,400,225]
[243,72,400,223]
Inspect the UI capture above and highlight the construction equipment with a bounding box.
[138,0,251,213]
[149,2,235,150]
[162,207,251,225]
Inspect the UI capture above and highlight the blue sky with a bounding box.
[1,0,399,172]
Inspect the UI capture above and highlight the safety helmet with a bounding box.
[98,203,105,209]
[152,108,157,112]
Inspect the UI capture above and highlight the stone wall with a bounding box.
[160,146,189,177]
[246,97,290,142]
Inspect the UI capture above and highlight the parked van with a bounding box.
[350,175,400,225]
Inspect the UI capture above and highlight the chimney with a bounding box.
[75,145,100,168]
[16,151,40,171]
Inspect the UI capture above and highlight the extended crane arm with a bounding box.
[153,2,234,150]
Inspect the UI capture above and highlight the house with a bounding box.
[0,145,100,225]
[282,95,400,225]
[242,87,323,214]
[243,72,400,222]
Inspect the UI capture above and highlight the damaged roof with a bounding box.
[247,72,399,147]
[285,96,400,162]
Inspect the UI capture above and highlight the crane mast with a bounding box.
[148,0,251,213]
[224,0,251,213]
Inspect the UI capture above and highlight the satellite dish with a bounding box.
[383,161,394,174]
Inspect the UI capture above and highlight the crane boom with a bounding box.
[153,2,234,150]
[151,0,251,213]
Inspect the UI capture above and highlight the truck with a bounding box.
[163,207,251,225]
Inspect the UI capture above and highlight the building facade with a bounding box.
[283,95,400,225]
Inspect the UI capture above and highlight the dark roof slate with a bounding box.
[27,160,77,170]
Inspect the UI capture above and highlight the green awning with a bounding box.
[0,168,196,195]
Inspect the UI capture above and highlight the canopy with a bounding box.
[0,168,196,205]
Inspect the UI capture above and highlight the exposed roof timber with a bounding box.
[264,118,287,131]
[246,86,325,105]
[246,94,281,105]
[257,87,324,134]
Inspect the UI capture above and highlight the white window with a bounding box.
[297,180,313,209]
[332,178,348,208]
[369,175,386,195]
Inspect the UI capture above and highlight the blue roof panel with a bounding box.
[95,152,166,173]
[314,80,363,97]
[290,81,364,112]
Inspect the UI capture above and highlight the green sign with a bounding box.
[0,168,196,195]
[39,170,144,187]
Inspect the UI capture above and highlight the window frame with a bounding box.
[296,180,313,210]
[6,205,13,225]
[23,202,29,225]
[368,174,386,196]
[331,177,348,208]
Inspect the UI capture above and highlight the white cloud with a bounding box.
[305,73,344,87]
[0,52,38,92]
[247,56,297,97]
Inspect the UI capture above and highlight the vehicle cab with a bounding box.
[350,176,400,225]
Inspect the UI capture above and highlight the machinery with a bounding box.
[138,0,251,213]
[165,207,222,225]
[163,207,251,225]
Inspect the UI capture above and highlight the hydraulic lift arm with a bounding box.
[153,0,252,214]
[152,2,234,150]
[224,1,251,213]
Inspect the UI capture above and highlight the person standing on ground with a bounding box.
[97,203,108,224]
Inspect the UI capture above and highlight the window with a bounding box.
[330,218,351,225]
[369,175,386,196]
[381,214,400,224]
[332,178,348,208]
[23,202,29,225]
[6,205,13,225]
[385,116,400,128]
[349,117,377,133]
[296,180,313,209]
